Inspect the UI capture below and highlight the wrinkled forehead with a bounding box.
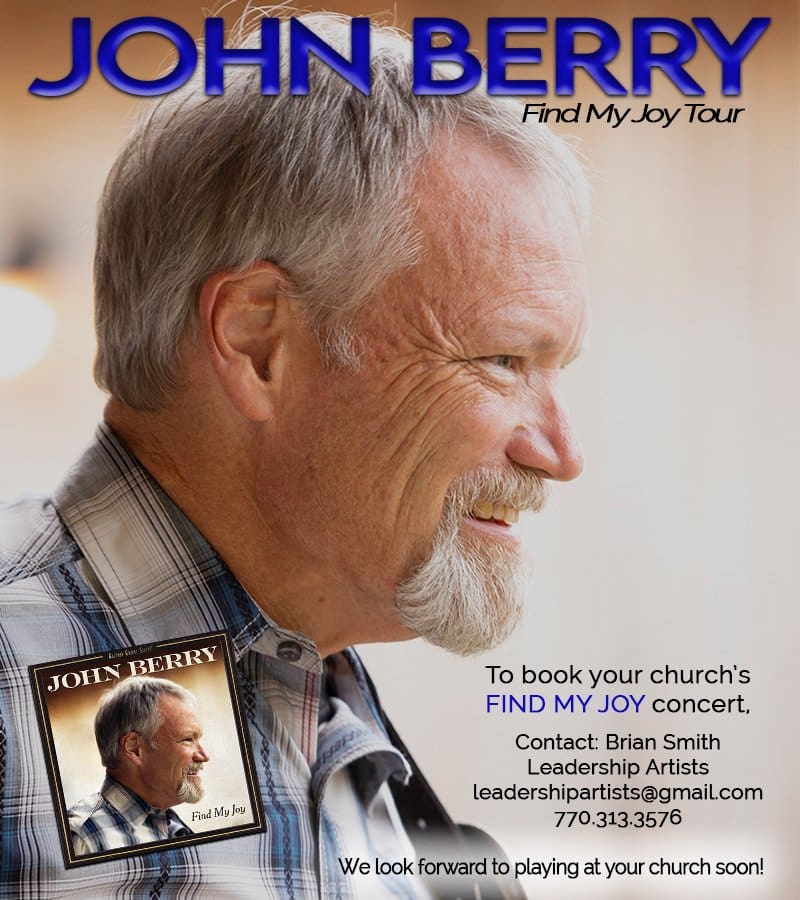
[157,694,200,729]
[399,136,588,335]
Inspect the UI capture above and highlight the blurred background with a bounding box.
[1,1,797,896]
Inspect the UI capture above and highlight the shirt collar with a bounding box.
[52,423,312,664]
[318,652,411,807]
[100,774,159,823]
[101,774,190,837]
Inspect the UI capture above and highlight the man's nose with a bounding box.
[194,743,210,763]
[505,388,583,482]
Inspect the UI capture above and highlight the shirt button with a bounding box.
[276,639,302,661]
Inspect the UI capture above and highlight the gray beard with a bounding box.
[395,512,524,656]
[394,467,545,656]
[176,771,204,804]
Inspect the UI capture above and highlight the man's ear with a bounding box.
[198,262,294,421]
[119,731,145,767]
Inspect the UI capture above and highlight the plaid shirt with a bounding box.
[69,775,192,855]
[0,424,429,899]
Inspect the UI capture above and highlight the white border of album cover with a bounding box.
[29,630,265,867]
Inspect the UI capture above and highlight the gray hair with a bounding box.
[94,676,196,769]
[94,10,590,410]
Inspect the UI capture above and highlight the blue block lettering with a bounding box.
[29,18,92,97]
[98,17,196,96]
[694,17,771,95]
[486,18,547,95]
[289,18,371,95]
[205,18,280,95]
[632,19,702,96]
[413,18,482,95]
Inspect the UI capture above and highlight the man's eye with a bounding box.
[488,355,515,370]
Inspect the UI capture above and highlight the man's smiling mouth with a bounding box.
[468,503,520,526]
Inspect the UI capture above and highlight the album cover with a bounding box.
[29,630,264,867]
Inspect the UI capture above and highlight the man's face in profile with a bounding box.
[138,695,209,809]
[266,138,589,653]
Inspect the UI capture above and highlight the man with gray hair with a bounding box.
[68,677,209,856]
[0,10,588,898]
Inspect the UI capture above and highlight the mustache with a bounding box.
[444,466,549,516]
[183,765,204,777]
